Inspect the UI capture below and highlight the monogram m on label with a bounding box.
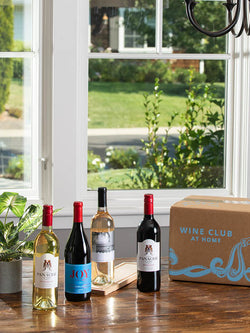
[64,202,91,301]
[33,205,60,310]
[91,187,115,286]
[137,194,161,292]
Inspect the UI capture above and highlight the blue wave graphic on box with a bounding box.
[169,237,250,281]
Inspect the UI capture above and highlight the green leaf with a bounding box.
[53,208,61,215]
[17,241,34,258]
[0,249,22,261]
[0,229,6,246]
[0,192,27,217]
[3,221,18,245]
[17,204,43,236]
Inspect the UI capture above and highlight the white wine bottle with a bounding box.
[33,205,60,310]
[91,187,115,286]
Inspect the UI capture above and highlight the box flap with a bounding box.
[171,195,250,213]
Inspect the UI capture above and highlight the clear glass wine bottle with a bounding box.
[33,205,60,310]
[91,187,115,286]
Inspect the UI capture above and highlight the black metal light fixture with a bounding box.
[185,0,247,37]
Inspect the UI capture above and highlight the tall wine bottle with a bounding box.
[137,194,161,292]
[33,205,60,310]
[91,187,115,286]
[64,201,91,301]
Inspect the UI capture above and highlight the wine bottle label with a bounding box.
[92,231,115,262]
[34,253,59,289]
[65,263,92,294]
[137,239,160,272]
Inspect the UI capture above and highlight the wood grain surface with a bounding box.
[0,258,250,332]
[92,262,137,295]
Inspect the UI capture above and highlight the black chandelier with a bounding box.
[185,0,248,37]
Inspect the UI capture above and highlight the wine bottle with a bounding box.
[91,187,115,286]
[64,201,91,301]
[33,205,60,310]
[137,194,161,292]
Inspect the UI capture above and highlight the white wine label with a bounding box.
[137,239,160,272]
[92,231,114,262]
[35,253,59,289]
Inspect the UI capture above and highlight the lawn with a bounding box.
[7,79,225,129]
[7,79,23,110]
[88,81,225,128]
[88,168,135,190]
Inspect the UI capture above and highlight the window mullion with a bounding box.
[41,0,53,203]
[88,52,230,60]
[155,0,163,54]
[230,34,250,197]
[225,35,234,195]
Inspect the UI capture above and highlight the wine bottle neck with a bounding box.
[144,214,154,220]
[42,225,53,232]
[144,204,154,215]
[74,217,83,223]
[98,206,107,212]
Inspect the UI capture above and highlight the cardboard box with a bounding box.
[169,195,250,286]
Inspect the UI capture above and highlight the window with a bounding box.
[51,0,250,224]
[81,0,231,214]
[0,0,40,198]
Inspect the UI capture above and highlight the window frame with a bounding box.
[87,1,232,209]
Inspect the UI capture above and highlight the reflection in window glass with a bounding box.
[88,59,225,190]
[90,0,155,53]
[0,58,33,188]
[162,0,226,53]
[89,0,227,54]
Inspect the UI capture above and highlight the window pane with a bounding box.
[163,0,226,53]
[90,0,156,53]
[88,59,225,190]
[0,0,32,52]
[0,57,33,188]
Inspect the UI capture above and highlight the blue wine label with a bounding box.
[65,263,91,294]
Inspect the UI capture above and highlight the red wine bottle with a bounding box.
[64,202,91,301]
[137,194,161,292]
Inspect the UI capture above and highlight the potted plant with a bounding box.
[0,192,45,293]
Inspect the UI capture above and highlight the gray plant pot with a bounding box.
[0,258,22,293]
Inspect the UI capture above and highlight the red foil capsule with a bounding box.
[43,205,53,226]
[74,201,83,223]
[144,194,154,216]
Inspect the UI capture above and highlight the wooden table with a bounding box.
[1,259,250,332]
